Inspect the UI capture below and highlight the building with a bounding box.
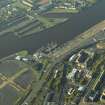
[22,0,33,9]
[39,0,50,5]
[47,102,57,105]
[96,41,105,49]
[87,90,99,102]
[38,2,54,13]
[100,89,105,103]
[75,50,95,69]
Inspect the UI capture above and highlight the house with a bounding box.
[39,0,50,5]
[67,68,78,80]
[87,90,99,102]
[44,91,57,105]
[47,102,57,105]
[100,89,105,103]
[15,56,21,61]
[67,87,75,95]
[96,41,105,49]
[78,86,85,92]
[22,0,33,9]
[38,3,54,13]
[69,54,77,62]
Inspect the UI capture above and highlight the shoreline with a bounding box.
[49,19,105,59]
[1,20,105,61]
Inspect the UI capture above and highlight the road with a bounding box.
[58,64,67,105]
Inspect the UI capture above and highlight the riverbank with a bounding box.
[0,0,105,59]
[2,19,105,62]
[49,19,105,59]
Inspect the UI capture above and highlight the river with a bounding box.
[0,0,105,59]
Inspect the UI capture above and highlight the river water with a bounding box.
[0,0,105,59]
